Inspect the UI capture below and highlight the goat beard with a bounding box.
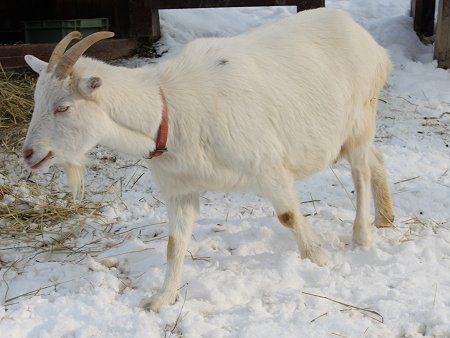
[63,162,85,201]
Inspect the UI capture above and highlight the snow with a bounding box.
[1,0,449,337]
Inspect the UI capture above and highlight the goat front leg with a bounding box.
[141,192,199,312]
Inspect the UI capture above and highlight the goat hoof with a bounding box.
[302,245,328,267]
[374,215,394,228]
[140,291,178,313]
[353,225,372,247]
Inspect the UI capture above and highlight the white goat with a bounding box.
[23,8,394,312]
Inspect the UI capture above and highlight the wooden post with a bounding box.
[411,0,435,38]
[435,0,450,69]
[128,0,161,40]
[297,0,325,12]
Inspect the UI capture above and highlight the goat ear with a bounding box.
[78,77,102,96]
[24,55,47,74]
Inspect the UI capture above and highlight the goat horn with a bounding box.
[47,31,83,71]
[54,31,115,79]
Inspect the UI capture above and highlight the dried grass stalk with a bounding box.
[0,182,105,246]
[0,68,36,152]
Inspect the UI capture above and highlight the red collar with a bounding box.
[145,87,168,159]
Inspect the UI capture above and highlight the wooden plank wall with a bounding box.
[52,0,131,38]
[1,0,324,43]
[0,0,132,42]
[435,0,450,69]
[1,38,140,69]
[0,0,325,69]
[153,0,299,8]
[151,0,323,11]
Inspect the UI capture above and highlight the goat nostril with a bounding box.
[23,148,34,160]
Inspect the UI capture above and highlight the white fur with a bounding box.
[24,55,47,73]
[24,8,394,312]
[64,163,85,200]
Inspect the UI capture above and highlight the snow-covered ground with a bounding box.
[1,0,449,337]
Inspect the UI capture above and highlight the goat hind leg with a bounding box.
[370,146,394,228]
[348,146,372,246]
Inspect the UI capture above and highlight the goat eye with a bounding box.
[55,106,69,113]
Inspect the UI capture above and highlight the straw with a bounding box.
[0,67,36,152]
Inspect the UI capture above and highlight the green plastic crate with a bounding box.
[24,18,109,43]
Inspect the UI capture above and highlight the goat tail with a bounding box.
[376,46,393,92]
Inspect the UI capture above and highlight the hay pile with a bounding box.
[0,68,35,152]
[0,182,108,253]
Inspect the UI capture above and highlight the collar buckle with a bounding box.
[145,147,167,159]
[145,87,169,160]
